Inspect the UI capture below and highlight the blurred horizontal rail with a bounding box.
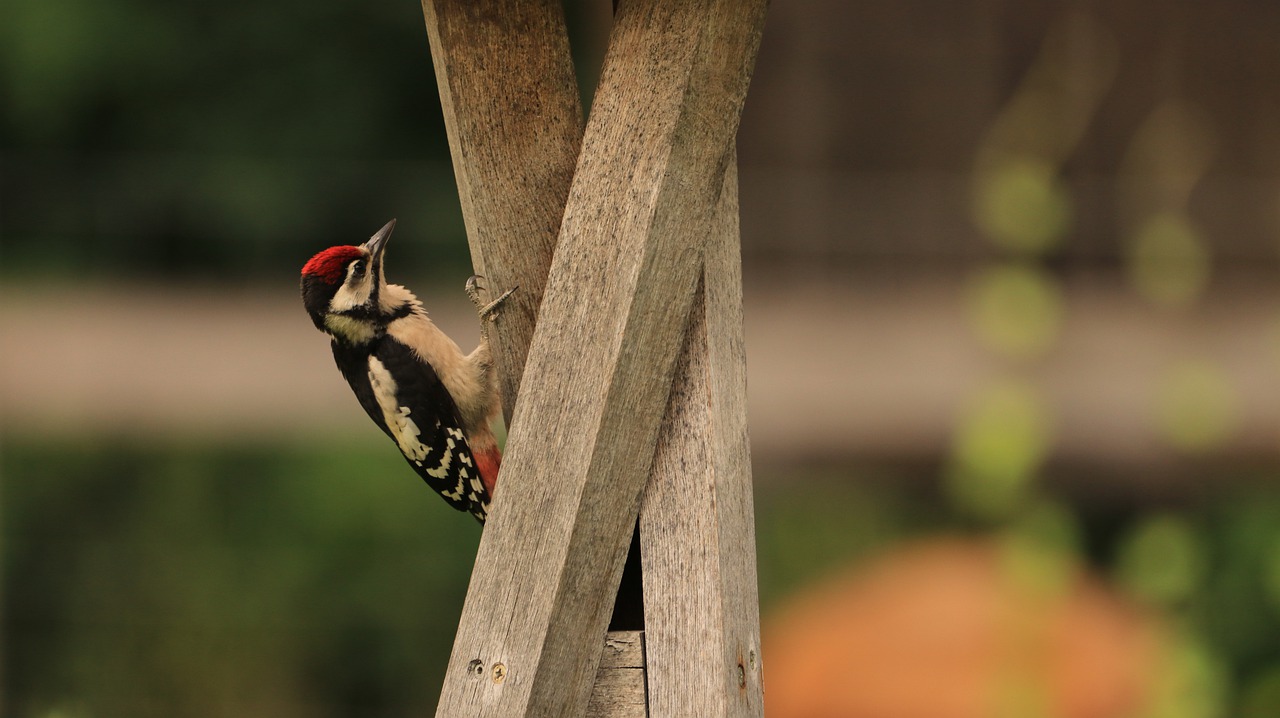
[2,277,1276,474]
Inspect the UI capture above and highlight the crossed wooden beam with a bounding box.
[420,1,767,715]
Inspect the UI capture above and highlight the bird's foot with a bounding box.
[466,275,517,322]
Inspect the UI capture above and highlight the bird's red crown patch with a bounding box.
[302,246,363,284]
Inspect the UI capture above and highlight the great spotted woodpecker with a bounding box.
[300,220,513,522]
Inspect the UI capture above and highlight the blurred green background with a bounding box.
[3,1,1280,717]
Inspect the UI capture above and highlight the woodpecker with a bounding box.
[300,220,513,522]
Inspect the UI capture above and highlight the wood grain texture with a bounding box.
[432,0,766,715]
[420,0,583,422]
[640,157,764,718]
[586,632,647,718]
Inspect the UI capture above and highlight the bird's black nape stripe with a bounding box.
[333,301,414,324]
[336,305,381,323]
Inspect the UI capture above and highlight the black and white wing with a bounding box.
[331,336,490,519]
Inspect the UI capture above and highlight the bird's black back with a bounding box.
[331,336,490,521]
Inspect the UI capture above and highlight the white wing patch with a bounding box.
[366,356,472,504]
[367,356,431,463]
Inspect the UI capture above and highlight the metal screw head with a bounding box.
[492,662,507,684]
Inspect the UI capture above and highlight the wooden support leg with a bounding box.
[420,0,583,425]
[423,1,766,716]
[640,158,764,718]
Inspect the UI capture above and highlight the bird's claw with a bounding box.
[466,275,517,322]
[465,275,485,307]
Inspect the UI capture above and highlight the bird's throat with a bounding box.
[324,314,378,345]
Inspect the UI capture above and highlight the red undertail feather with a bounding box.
[476,448,501,497]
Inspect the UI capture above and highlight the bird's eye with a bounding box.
[350,260,365,276]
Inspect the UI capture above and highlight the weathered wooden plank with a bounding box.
[433,0,766,715]
[640,156,764,717]
[599,631,646,669]
[419,0,583,421]
[586,631,647,718]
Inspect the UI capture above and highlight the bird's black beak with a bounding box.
[363,219,396,265]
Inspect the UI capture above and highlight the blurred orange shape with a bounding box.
[763,538,1159,718]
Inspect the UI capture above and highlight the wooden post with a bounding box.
[420,1,766,715]
[640,156,765,717]
[420,0,583,423]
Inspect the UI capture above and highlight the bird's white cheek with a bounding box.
[330,279,369,312]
